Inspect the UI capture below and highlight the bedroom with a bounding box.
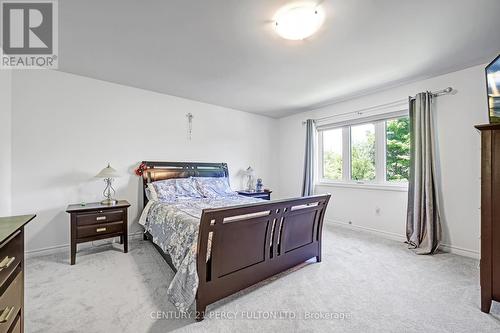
[1,0,500,332]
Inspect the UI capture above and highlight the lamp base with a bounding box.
[100,198,118,205]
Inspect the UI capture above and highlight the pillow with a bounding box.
[145,183,158,201]
[150,178,202,202]
[193,177,235,198]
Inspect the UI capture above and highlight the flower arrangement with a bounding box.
[134,162,149,176]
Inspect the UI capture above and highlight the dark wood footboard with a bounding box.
[195,194,331,320]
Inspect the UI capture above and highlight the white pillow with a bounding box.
[145,183,158,201]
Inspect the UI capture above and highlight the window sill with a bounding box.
[316,180,408,192]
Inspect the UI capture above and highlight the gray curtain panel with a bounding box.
[406,92,442,254]
[301,119,316,197]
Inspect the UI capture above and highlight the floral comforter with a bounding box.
[141,195,262,312]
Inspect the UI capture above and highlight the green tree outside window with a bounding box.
[351,124,376,181]
[386,118,410,182]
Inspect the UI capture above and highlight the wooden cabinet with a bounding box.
[66,201,130,265]
[476,124,500,313]
[0,215,36,333]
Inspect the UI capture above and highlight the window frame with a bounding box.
[317,113,409,192]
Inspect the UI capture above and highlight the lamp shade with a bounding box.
[95,163,120,179]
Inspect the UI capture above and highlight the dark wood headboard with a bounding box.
[141,161,229,207]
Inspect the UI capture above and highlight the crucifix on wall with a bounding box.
[186,113,193,140]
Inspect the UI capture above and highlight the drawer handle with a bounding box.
[96,216,107,221]
[96,227,107,232]
[0,256,15,271]
[0,306,14,323]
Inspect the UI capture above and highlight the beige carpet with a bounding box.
[25,225,500,333]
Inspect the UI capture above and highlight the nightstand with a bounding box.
[236,190,272,200]
[66,200,130,265]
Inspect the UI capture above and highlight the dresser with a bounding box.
[0,214,36,333]
[476,124,500,313]
[66,201,130,265]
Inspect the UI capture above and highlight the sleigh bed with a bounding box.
[139,161,330,321]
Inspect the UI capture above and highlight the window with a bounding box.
[322,128,343,180]
[319,115,410,187]
[351,123,375,181]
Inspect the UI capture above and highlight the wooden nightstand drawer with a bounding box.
[250,193,271,200]
[77,221,124,239]
[0,271,22,333]
[0,232,22,289]
[76,209,123,226]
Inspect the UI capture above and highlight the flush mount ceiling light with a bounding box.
[274,3,325,40]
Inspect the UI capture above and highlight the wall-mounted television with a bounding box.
[486,54,500,123]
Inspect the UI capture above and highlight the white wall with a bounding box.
[6,64,489,257]
[276,64,489,258]
[0,70,12,216]
[10,70,277,252]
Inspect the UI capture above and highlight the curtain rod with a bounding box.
[302,87,454,124]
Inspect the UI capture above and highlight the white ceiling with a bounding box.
[58,0,500,118]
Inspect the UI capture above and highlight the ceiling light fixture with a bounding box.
[274,3,325,40]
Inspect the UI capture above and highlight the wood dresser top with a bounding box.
[66,200,130,213]
[0,214,36,243]
[475,124,500,131]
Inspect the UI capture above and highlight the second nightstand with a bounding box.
[66,200,130,265]
[236,190,272,200]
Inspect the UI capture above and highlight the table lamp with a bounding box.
[95,163,119,205]
[245,166,255,192]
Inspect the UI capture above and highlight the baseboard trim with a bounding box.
[439,243,479,259]
[326,219,479,259]
[25,243,69,258]
[25,231,144,258]
[326,219,406,242]
[26,223,480,260]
